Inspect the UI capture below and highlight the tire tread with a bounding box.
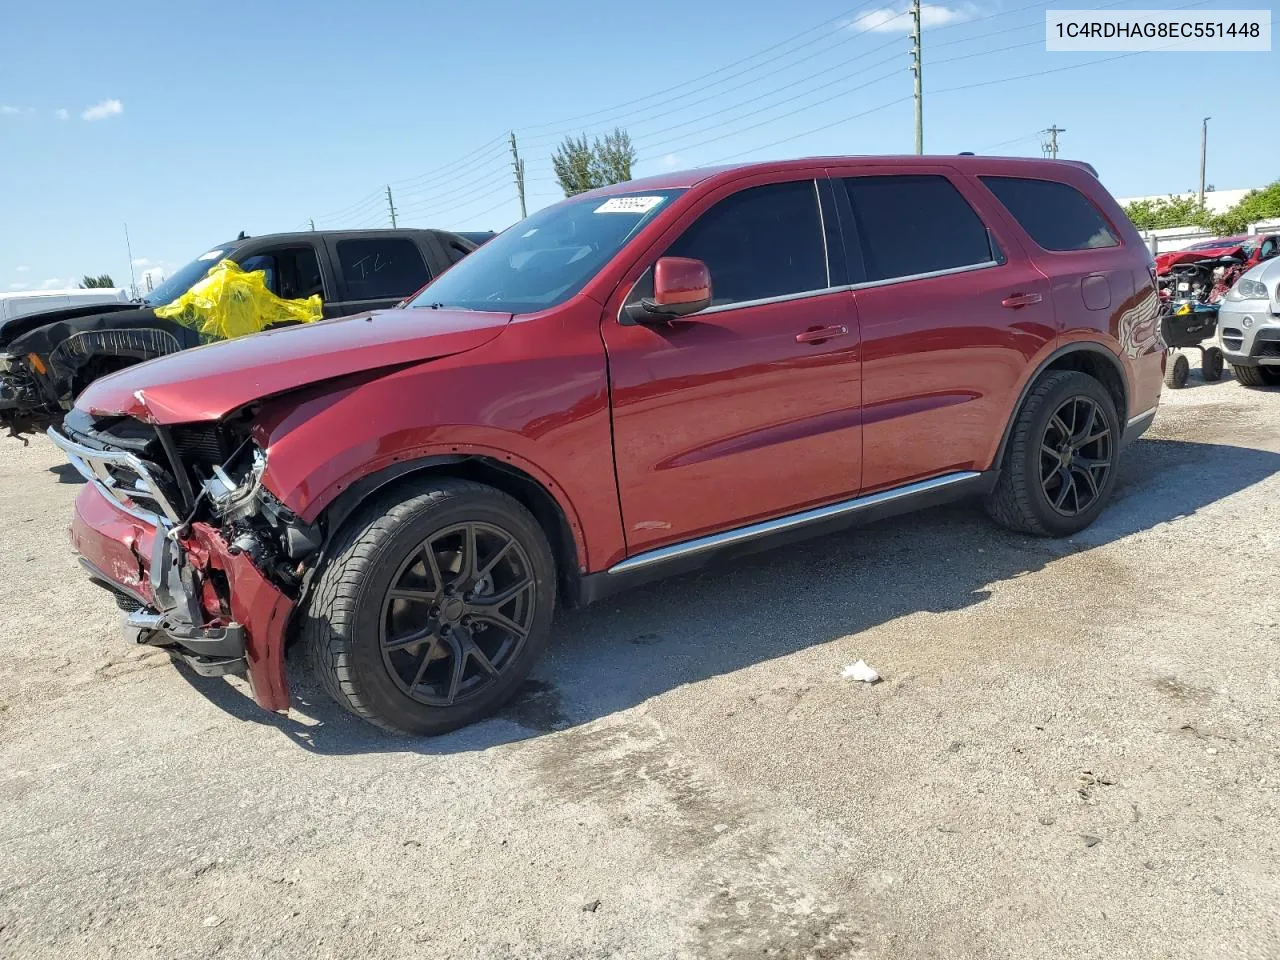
[301,478,542,735]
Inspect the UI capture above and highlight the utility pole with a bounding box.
[1198,117,1210,208]
[308,218,315,231]
[1042,124,1065,159]
[123,222,138,298]
[386,185,398,228]
[909,0,923,154]
[510,132,527,219]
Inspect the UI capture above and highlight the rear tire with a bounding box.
[985,370,1121,537]
[302,478,556,736]
[1164,353,1189,389]
[1231,363,1279,387]
[1201,347,1224,382]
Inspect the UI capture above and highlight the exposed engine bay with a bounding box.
[1156,253,1246,308]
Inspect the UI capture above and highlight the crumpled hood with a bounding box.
[1155,245,1245,273]
[76,307,512,424]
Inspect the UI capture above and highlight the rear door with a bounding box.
[830,166,1056,492]
[325,234,433,315]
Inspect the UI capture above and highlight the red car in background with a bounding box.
[1154,233,1279,275]
[1154,232,1280,305]
[51,155,1163,735]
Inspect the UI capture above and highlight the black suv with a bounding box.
[0,228,477,439]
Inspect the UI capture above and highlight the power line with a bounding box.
[388,135,510,189]
[641,65,902,158]
[515,0,889,135]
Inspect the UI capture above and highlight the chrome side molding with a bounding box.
[608,471,983,575]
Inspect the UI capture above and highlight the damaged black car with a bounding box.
[0,228,479,440]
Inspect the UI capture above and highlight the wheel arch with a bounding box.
[312,454,586,609]
[993,342,1130,468]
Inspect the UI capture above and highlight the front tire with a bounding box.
[985,370,1121,537]
[302,478,556,736]
[1232,363,1280,387]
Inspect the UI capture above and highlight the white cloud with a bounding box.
[662,154,681,169]
[845,4,973,32]
[0,105,21,116]
[81,99,123,121]
[131,257,159,267]
[55,108,69,121]
[40,278,66,289]
[8,283,29,290]
[15,265,30,273]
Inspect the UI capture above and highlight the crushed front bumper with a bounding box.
[53,428,295,712]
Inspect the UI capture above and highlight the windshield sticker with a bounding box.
[198,249,226,261]
[595,196,666,215]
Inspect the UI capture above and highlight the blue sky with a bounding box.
[1,0,1275,294]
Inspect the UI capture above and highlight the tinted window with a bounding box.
[841,175,993,282]
[665,180,828,306]
[981,176,1119,251]
[337,237,429,301]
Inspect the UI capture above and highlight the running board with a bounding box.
[575,470,994,606]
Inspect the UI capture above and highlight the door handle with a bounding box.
[795,324,848,344]
[1001,292,1043,309]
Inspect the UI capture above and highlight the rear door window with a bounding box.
[980,176,1119,251]
[336,237,430,301]
[664,179,829,307]
[840,175,994,282]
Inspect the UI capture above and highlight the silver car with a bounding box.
[1218,255,1280,386]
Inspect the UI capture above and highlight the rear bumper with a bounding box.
[68,474,294,711]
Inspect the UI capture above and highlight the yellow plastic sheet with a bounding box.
[154,259,322,340]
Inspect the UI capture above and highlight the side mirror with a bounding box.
[626,257,711,324]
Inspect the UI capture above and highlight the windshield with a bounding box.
[409,190,684,314]
[143,248,229,306]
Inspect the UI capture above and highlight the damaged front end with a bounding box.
[50,407,321,711]
[0,351,60,442]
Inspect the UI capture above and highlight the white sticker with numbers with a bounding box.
[594,196,666,214]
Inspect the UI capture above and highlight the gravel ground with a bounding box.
[1,369,1277,960]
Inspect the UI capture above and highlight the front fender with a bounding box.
[251,321,626,573]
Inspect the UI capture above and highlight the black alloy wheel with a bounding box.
[1038,396,1113,518]
[380,522,535,707]
[303,478,556,736]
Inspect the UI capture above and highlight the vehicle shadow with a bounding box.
[175,435,1280,756]
[48,462,84,484]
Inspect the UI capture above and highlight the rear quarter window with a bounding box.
[980,176,1119,251]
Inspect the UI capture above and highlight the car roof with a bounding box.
[211,227,461,247]
[578,155,1099,199]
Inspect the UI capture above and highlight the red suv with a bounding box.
[51,156,1164,734]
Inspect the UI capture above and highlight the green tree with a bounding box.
[79,274,115,288]
[552,134,597,197]
[1206,180,1280,234]
[1121,195,1209,231]
[552,128,636,197]
[591,128,636,188]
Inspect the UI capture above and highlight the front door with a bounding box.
[602,176,863,555]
